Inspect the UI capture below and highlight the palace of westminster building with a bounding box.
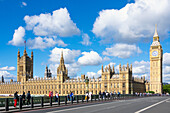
[0,26,163,95]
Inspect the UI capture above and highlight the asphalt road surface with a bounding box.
[17,96,170,113]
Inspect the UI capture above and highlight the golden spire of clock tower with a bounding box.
[153,24,159,42]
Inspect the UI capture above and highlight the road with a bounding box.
[17,96,170,113]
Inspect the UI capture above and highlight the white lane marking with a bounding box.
[47,102,117,113]
[135,98,170,113]
[47,100,136,113]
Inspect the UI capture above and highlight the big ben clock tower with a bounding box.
[150,25,163,94]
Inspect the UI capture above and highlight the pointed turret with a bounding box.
[112,65,115,73]
[119,63,121,72]
[130,64,132,71]
[108,64,111,71]
[60,50,64,65]
[127,62,129,70]
[1,75,4,83]
[102,64,104,72]
[153,24,158,37]
[153,24,159,42]
[31,50,33,59]
[18,49,20,58]
[24,49,27,56]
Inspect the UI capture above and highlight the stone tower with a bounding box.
[44,65,52,78]
[101,64,115,92]
[17,49,33,82]
[150,25,163,94]
[1,75,4,83]
[57,51,69,82]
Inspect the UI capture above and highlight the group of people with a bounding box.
[135,92,151,96]
[14,91,31,107]
[99,91,121,99]
[85,91,93,100]
[49,91,74,102]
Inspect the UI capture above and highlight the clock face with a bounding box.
[152,51,158,56]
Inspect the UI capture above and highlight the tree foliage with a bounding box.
[163,84,170,94]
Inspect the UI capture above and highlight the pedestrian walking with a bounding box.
[103,91,105,99]
[49,91,51,98]
[70,92,74,101]
[14,91,18,107]
[118,92,120,97]
[85,92,89,100]
[89,92,92,100]
[26,91,31,105]
[99,91,101,99]
[55,91,59,102]
[67,93,70,101]
[51,91,53,98]
[22,92,26,105]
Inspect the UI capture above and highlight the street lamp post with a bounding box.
[85,76,89,93]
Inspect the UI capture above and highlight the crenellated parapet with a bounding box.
[133,76,145,83]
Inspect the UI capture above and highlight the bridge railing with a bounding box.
[0,94,157,112]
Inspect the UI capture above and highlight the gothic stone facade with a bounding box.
[0,50,150,96]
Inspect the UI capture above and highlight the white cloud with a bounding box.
[49,47,81,64]
[0,66,16,71]
[80,33,92,46]
[27,37,67,50]
[0,71,17,82]
[103,43,142,58]
[21,2,27,7]
[78,51,102,66]
[8,26,25,46]
[92,0,170,43]
[103,56,111,61]
[133,60,150,75]
[163,66,170,74]
[163,53,170,66]
[163,74,170,84]
[24,8,80,37]
[86,70,101,78]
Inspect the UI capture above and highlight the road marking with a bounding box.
[47,102,117,113]
[47,99,133,113]
[135,98,170,113]
[47,99,137,113]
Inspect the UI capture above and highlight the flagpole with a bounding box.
[24,40,26,50]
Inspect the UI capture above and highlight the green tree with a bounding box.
[163,84,170,94]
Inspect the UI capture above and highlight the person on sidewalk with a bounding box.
[14,91,19,107]
[22,92,26,105]
[89,92,92,100]
[67,93,70,101]
[51,91,53,98]
[26,91,31,105]
[85,92,89,100]
[55,91,59,102]
[70,92,74,101]
[99,91,101,99]
[49,91,51,98]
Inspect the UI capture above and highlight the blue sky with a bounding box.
[0,0,170,83]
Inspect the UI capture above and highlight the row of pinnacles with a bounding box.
[101,63,133,79]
